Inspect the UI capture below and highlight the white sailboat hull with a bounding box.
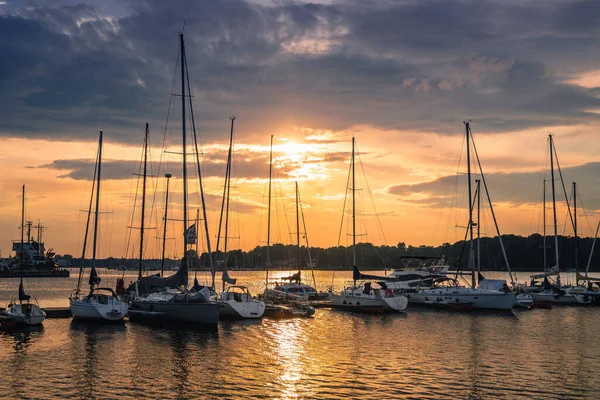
[330,292,408,312]
[70,297,128,321]
[2,303,46,326]
[220,300,265,319]
[514,294,534,308]
[530,291,590,305]
[409,288,515,310]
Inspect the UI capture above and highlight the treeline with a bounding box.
[57,234,600,272]
[212,234,600,272]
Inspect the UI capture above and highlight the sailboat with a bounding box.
[530,136,592,305]
[272,182,330,304]
[329,137,408,313]
[0,185,46,327]
[69,130,129,322]
[408,122,515,310]
[261,136,315,318]
[127,30,220,325]
[216,117,265,320]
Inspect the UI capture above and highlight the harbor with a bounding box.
[4,0,600,398]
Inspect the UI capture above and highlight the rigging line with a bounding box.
[530,144,549,235]
[552,141,588,271]
[75,141,99,296]
[470,126,514,285]
[151,44,181,263]
[577,191,594,234]
[586,219,600,274]
[75,146,98,272]
[337,154,353,246]
[355,143,388,246]
[560,188,585,265]
[298,184,317,290]
[553,139,577,244]
[441,132,466,245]
[186,54,214,289]
[355,172,387,268]
[454,182,477,281]
[144,131,159,260]
[125,132,146,261]
[277,178,294,251]
[333,151,353,287]
[216,118,234,262]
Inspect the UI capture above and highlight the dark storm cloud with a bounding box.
[387,162,600,209]
[2,0,600,143]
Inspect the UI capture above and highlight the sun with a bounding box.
[272,138,330,181]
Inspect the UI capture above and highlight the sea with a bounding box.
[0,269,599,399]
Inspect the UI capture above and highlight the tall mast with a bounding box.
[195,208,199,255]
[295,181,301,272]
[76,138,99,295]
[161,173,172,277]
[195,208,200,282]
[222,131,233,293]
[574,181,578,282]
[26,221,32,243]
[586,220,600,274]
[180,32,189,288]
[138,123,149,280]
[20,184,25,288]
[36,219,41,247]
[91,130,103,269]
[465,121,475,288]
[543,179,547,271]
[224,122,234,261]
[352,137,356,268]
[476,179,481,274]
[298,185,317,289]
[266,135,273,287]
[216,117,235,291]
[351,137,357,292]
[549,134,560,283]
[187,50,215,291]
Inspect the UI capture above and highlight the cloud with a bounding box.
[1,0,600,145]
[387,162,600,209]
[34,143,352,182]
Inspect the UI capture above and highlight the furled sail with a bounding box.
[281,271,301,283]
[135,254,188,295]
[18,282,30,302]
[352,265,396,282]
[222,264,237,285]
[88,267,101,286]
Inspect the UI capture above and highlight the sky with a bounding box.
[1,0,600,259]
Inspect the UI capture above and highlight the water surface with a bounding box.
[1,270,598,399]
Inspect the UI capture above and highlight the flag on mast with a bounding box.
[185,223,197,244]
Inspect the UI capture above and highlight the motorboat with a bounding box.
[330,278,408,313]
[219,285,265,319]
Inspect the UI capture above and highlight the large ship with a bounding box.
[0,221,69,278]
